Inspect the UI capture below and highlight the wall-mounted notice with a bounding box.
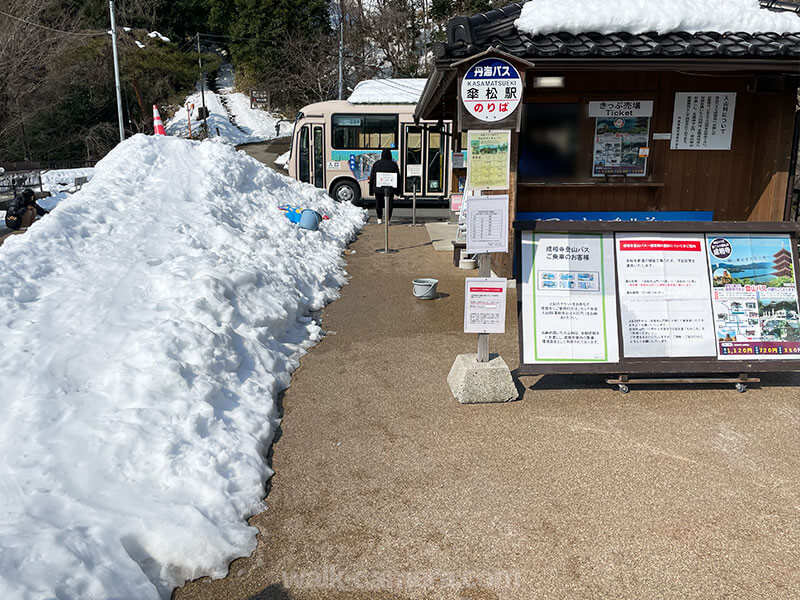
[466,194,509,254]
[520,231,619,364]
[466,130,511,190]
[615,234,716,357]
[464,278,507,334]
[707,234,800,359]
[671,93,736,150]
[589,101,653,177]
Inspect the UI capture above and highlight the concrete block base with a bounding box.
[447,354,519,404]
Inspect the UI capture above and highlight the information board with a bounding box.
[671,93,736,150]
[515,221,800,376]
[466,130,511,190]
[615,233,716,358]
[707,234,800,359]
[464,278,507,334]
[466,194,509,254]
[520,231,619,365]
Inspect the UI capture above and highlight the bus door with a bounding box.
[297,123,326,189]
[402,124,449,198]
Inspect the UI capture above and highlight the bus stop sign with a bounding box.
[460,58,522,123]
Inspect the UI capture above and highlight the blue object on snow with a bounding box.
[298,209,322,231]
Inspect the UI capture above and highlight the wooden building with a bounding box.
[414,1,800,276]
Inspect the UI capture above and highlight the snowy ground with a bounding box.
[41,167,96,194]
[515,0,800,35]
[0,134,365,599]
[167,61,287,145]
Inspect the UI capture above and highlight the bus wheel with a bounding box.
[331,180,360,204]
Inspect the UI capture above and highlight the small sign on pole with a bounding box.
[376,172,398,188]
[464,278,507,334]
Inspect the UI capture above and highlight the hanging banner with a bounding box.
[465,194,509,254]
[520,231,619,364]
[460,58,522,123]
[671,93,736,150]
[615,234,716,358]
[466,130,511,190]
[707,234,800,359]
[464,278,507,334]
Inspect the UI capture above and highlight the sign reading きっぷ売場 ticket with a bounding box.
[615,234,717,358]
[520,231,619,364]
[707,234,800,359]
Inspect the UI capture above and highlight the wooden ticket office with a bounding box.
[414,2,800,276]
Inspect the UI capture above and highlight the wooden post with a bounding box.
[478,253,490,362]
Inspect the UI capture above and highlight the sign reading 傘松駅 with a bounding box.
[461,58,522,123]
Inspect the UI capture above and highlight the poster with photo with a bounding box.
[592,117,650,177]
[615,234,716,358]
[520,231,619,364]
[707,234,800,359]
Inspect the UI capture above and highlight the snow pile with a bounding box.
[348,78,428,104]
[0,134,365,600]
[515,0,800,35]
[41,167,95,193]
[275,150,290,170]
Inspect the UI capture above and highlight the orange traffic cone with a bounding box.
[153,105,166,136]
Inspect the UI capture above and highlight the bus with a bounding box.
[287,79,452,205]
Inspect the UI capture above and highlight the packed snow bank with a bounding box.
[0,134,365,600]
[41,166,95,193]
[515,0,800,35]
[348,78,427,104]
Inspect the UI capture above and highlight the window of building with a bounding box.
[517,103,580,181]
[332,114,398,150]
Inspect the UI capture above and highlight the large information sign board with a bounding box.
[515,221,800,376]
[520,231,619,365]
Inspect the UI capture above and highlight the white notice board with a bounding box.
[615,233,717,358]
[520,231,619,364]
[671,93,736,150]
[465,194,509,254]
[376,172,398,188]
[464,278,507,334]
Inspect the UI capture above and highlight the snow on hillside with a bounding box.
[515,0,800,35]
[0,134,365,600]
[167,61,284,145]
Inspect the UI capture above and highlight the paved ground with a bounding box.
[175,223,800,600]
[237,137,292,169]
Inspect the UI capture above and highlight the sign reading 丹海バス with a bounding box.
[615,233,716,358]
[461,58,522,124]
[520,231,620,365]
[464,278,507,334]
[671,93,736,150]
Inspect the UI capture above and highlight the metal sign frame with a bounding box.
[514,220,800,376]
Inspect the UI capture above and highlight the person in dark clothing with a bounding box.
[368,148,400,224]
[4,189,48,231]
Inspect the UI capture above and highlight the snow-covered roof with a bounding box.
[515,0,800,36]
[347,79,428,105]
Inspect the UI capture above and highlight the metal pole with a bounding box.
[477,253,490,362]
[412,180,417,227]
[338,1,344,101]
[375,188,398,254]
[197,33,208,137]
[109,0,125,143]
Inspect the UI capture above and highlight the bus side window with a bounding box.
[298,125,310,183]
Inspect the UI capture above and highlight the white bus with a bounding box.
[287,79,452,205]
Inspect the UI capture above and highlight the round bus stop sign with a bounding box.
[460,58,522,123]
